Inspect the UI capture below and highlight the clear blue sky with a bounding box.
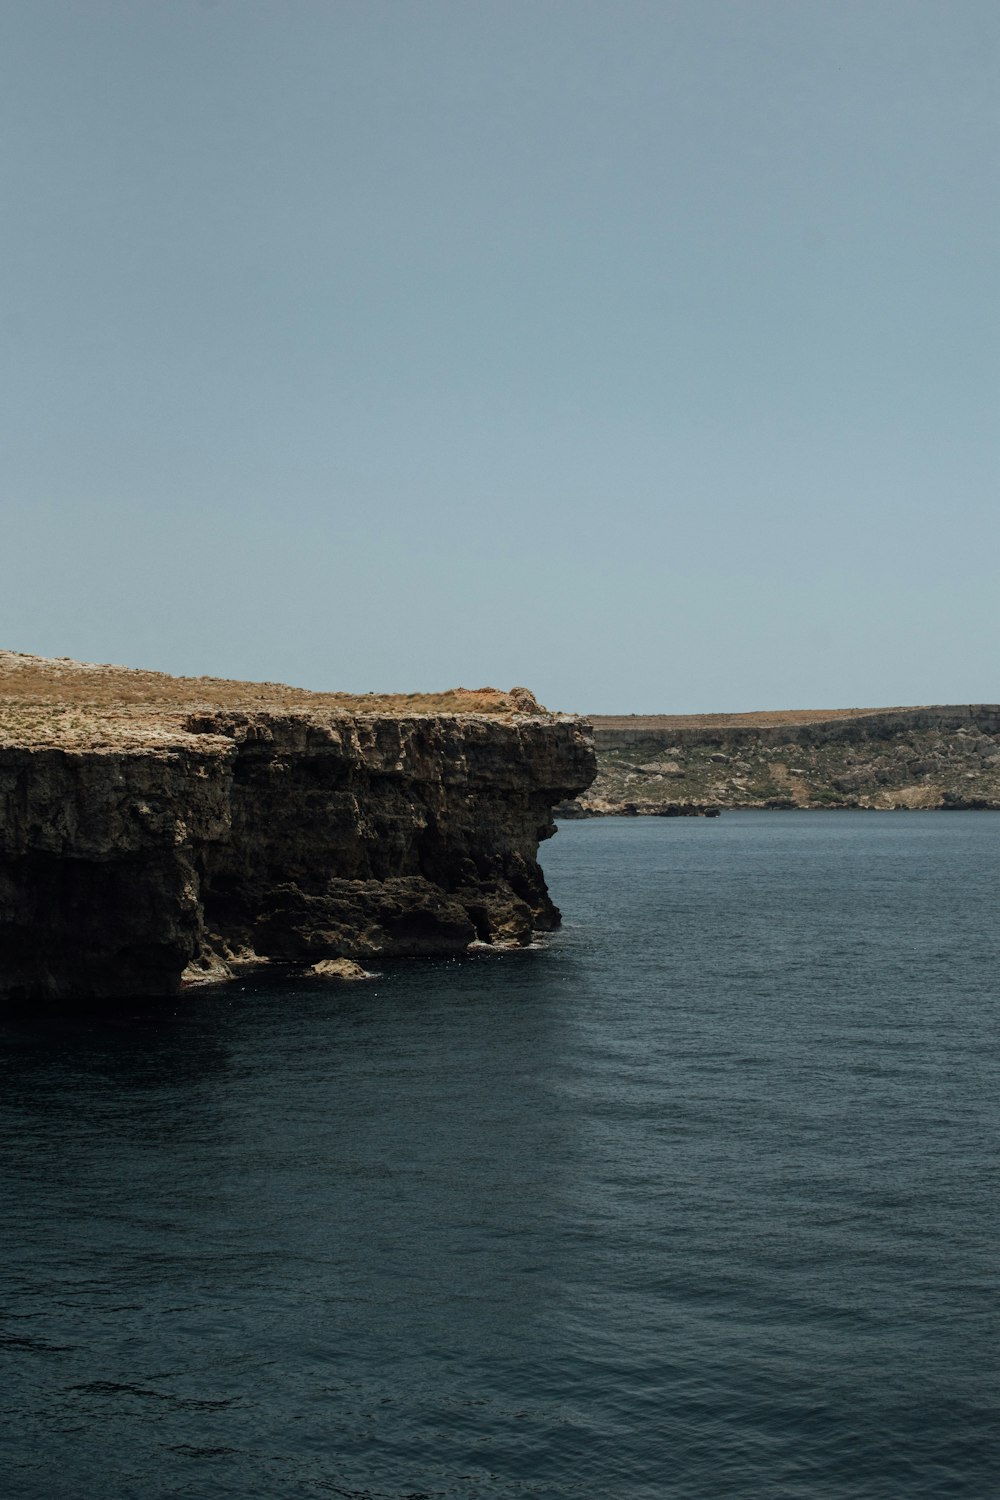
[2,0,996,712]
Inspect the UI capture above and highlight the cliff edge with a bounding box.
[0,652,595,1002]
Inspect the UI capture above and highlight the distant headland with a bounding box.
[556,705,1000,817]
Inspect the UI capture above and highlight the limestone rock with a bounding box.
[307,958,376,981]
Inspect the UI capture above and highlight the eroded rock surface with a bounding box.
[0,653,595,1001]
[306,958,377,982]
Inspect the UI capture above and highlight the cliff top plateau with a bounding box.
[591,705,994,732]
[0,650,553,751]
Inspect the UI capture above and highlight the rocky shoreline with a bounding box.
[0,653,595,1002]
[556,706,1000,817]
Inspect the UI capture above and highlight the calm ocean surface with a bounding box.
[2,811,999,1498]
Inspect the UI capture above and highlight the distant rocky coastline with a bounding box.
[555,706,1000,818]
[0,652,595,1003]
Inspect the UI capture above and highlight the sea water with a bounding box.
[2,811,998,1498]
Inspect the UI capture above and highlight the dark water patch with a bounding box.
[2,813,999,1497]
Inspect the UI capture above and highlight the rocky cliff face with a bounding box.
[0,654,595,1002]
[559,707,1000,816]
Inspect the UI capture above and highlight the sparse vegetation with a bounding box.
[0,651,550,751]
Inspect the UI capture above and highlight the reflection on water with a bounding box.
[2,813,999,1498]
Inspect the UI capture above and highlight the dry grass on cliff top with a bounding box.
[0,651,547,751]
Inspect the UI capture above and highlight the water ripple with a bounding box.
[2,812,999,1497]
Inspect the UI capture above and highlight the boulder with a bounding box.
[307,958,377,981]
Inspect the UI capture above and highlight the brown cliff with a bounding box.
[0,653,595,1002]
